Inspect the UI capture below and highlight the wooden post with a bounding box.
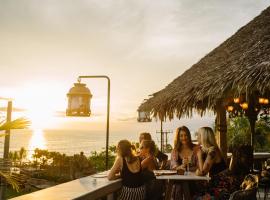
[160,120,163,152]
[4,101,12,158]
[165,131,168,148]
[248,117,256,148]
[216,102,227,160]
[245,100,258,150]
[0,101,12,200]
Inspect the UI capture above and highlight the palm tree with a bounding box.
[0,117,30,191]
[18,147,27,166]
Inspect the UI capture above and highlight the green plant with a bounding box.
[227,117,270,152]
[88,146,116,172]
[227,117,251,151]
[0,117,30,191]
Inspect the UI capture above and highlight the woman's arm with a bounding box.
[141,157,150,170]
[197,148,204,172]
[156,150,168,170]
[188,145,200,172]
[141,156,158,171]
[170,149,185,170]
[107,156,122,180]
[197,149,216,176]
[170,149,179,170]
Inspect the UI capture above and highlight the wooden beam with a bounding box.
[216,102,227,159]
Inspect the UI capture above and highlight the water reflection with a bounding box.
[27,129,47,159]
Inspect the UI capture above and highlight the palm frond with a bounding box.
[0,118,30,131]
[0,133,7,138]
[0,171,19,191]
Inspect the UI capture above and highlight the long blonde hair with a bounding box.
[198,127,219,152]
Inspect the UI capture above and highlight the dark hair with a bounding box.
[230,145,253,175]
[174,126,194,151]
[140,132,152,140]
[141,140,156,155]
[117,140,137,163]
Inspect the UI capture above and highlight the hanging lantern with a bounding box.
[137,110,152,122]
[264,98,269,105]
[66,82,92,117]
[259,98,265,104]
[233,98,240,104]
[227,105,234,112]
[240,102,248,110]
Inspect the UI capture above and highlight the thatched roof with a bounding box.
[139,6,270,120]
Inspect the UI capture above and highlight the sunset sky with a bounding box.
[0,0,269,132]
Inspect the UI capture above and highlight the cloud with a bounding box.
[0,0,269,125]
[117,116,137,122]
[0,107,26,112]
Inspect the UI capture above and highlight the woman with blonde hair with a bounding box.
[196,127,227,177]
[108,140,145,200]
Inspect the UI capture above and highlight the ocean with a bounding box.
[0,129,174,158]
[0,116,214,158]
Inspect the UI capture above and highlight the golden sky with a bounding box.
[0,0,269,131]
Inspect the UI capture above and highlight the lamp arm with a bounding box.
[78,75,111,170]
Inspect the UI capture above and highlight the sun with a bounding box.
[26,107,54,130]
[14,82,67,129]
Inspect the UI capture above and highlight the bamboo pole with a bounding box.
[0,101,12,200]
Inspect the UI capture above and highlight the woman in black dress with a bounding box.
[108,140,145,200]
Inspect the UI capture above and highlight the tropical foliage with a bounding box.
[0,117,30,191]
[227,117,270,152]
[88,145,116,172]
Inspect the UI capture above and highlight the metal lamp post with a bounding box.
[66,76,110,170]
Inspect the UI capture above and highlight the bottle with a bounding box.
[184,162,189,175]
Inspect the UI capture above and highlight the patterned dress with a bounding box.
[170,147,198,200]
[209,170,244,200]
[193,147,228,200]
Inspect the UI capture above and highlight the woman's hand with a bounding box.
[195,169,203,176]
[108,156,122,180]
[176,165,185,171]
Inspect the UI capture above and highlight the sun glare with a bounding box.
[14,83,66,129]
[27,128,47,160]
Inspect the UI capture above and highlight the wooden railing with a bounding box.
[9,152,270,200]
[9,172,122,200]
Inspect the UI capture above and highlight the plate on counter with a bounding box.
[153,170,177,176]
[91,172,109,178]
